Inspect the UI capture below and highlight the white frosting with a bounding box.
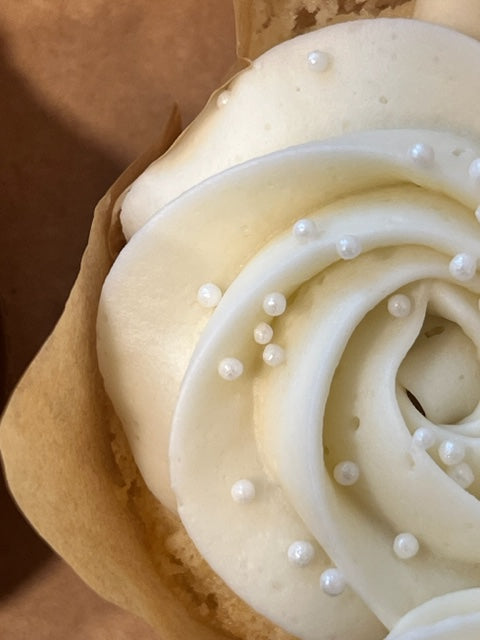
[119,19,480,239]
[386,589,480,639]
[97,18,480,640]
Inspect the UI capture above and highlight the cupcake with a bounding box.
[3,2,480,639]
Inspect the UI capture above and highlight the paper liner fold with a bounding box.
[0,1,418,637]
[0,105,229,639]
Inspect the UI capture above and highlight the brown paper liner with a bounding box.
[1,1,417,638]
[0,0,276,633]
[0,104,226,640]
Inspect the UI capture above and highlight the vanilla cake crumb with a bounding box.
[241,0,414,58]
[108,411,295,639]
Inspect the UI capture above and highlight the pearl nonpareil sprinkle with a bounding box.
[408,143,435,167]
[469,158,480,185]
[263,344,285,367]
[292,218,317,243]
[447,462,474,489]
[320,569,346,596]
[393,533,419,560]
[307,50,329,72]
[412,426,436,450]
[218,357,244,381]
[197,283,222,308]
[287,541,315,567]
[336,235,361,260]
[333,461,360,486]
[231,479,256,503]
[254,322,273,345]
[449,253,477,281]
[216,90,231,108]
[263,292,287,316]
[387,294,412,318]
[438,439,466,466]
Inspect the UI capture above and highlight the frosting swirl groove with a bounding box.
[97,18,480,640]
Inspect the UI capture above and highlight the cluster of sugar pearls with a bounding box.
[193,186,480,597]
[193,134,480,599]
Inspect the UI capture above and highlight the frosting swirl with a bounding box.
[97,17,480,640]
[166,129,480,638]
[386,588,480,639]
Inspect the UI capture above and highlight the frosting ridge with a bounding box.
[97,16,480,640]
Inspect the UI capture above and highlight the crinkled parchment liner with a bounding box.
[0,3,285,639]
[0,1,416,639]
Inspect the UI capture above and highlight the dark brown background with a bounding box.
[0,2,235,637]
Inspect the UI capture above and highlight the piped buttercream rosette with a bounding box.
[97,16,480,640]
[98,128,480,640]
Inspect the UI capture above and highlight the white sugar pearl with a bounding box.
[447,462,474,489]
[449,253,477,281]
[231,479,256,503]
[292,218,317,243]
[408,143,435,167]
[412,426,436,450]
[197,283,222,308]
[218,357,244,381]
[438,439,466,466]
[307,50,329,72]
[320,569,346,596]
[333,461,360,486]
[387,294,412,318]
[216,90,231,108]
[475,205,480,223]
[393,533,419,560]
[254,322,273,345]
[287,541,315,567]
[469,158,480,185]
[336,235,361,260]
[263,344,285,367]
[263,292,287,316]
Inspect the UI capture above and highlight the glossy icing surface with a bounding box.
[97,18,480,640]
[119,19,480,238]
